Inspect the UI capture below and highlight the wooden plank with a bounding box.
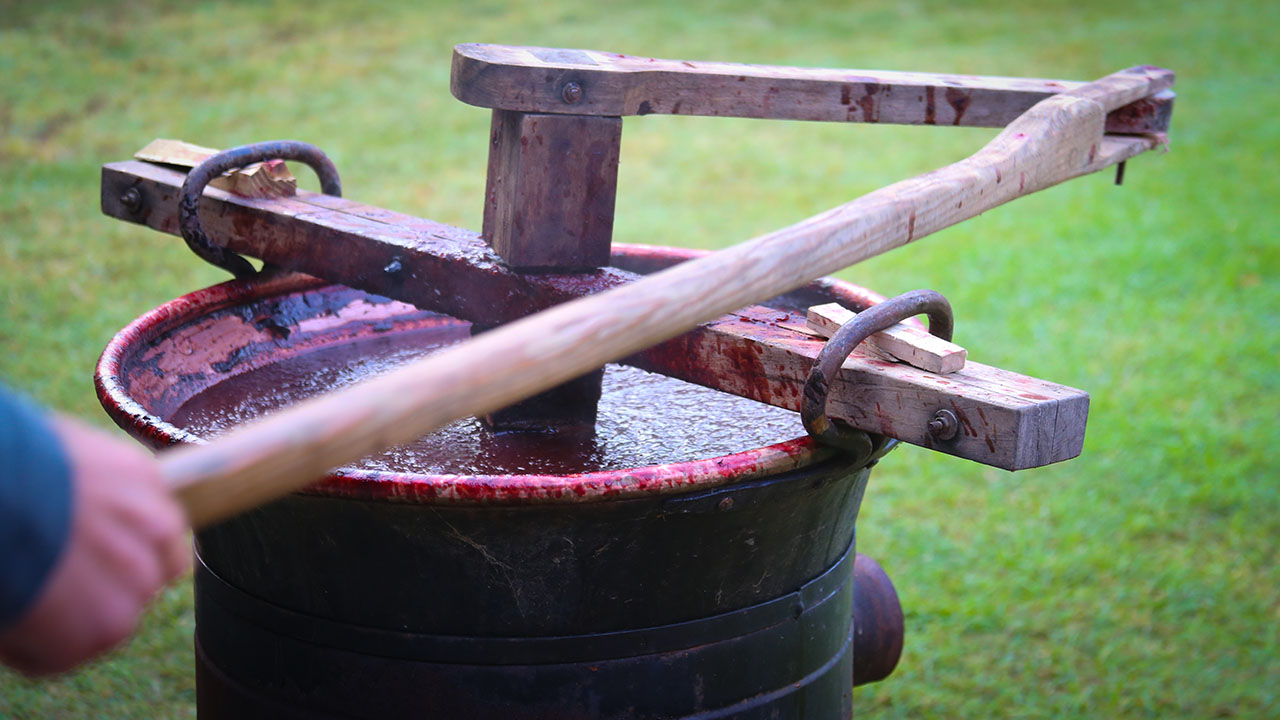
[135,138,297,198]
[452,44,1173,134]
[134,138,224,167]
[101,159,635,326]
[629,305,1085,471]
[805,302,967,374]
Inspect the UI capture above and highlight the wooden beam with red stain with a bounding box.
[482,111,621,270]
[102,160,634,326]
[451,44,1173,134]
[101,159,1087,470]
[628,306,1087,471]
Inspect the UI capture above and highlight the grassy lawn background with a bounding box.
[1,0,1275,717]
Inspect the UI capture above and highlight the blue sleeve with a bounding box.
[0,384,72,628]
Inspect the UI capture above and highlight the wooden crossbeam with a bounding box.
[627,306,1086,471]
[452,44,1173,133]
[102,159,634,325]
[102,159,1087,470]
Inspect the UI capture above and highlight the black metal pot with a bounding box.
[96,246,903,719]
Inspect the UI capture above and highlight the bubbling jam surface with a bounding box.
[170,324,803,476]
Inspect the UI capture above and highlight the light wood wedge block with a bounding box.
[806,302,967,374]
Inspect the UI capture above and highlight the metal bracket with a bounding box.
[802,290,955,463]
[180,140,342,278]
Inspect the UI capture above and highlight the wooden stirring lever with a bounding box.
[161,66,1172,528]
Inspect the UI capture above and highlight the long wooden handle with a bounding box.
[164,67,1172,528]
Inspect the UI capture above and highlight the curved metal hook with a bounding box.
[802,289,955,460]
[179,140,342,278]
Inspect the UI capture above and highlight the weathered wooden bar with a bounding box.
[454,44,1172,259]
[102,159,1089,470]
[451,43,1173,132]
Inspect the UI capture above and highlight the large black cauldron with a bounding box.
[96,246,902,719]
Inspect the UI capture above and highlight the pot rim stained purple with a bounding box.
[96,243,892,506]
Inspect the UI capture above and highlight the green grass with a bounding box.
[1,0,1276,716]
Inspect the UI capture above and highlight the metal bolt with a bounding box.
[383,257,403,275]
[717,496,734,511]
[927,409,959,441]
[120,187,143,214]
[561,81,583,104]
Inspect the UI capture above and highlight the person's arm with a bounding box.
[0,388,189,676]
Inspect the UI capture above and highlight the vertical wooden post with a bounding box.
[477,110,623,429]
[482,111,621,270]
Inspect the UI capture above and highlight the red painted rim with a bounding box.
[96,244,891,506]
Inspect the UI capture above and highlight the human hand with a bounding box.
[0,416,190,676]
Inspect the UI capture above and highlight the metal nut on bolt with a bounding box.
[561,81,583,104]
[120,187,144,214]
[927,409,959,441]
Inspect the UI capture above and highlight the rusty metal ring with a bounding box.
[802,289,955,460]
[179,140,342,278]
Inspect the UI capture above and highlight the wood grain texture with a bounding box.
[452,44,1173,133]
[103,159,1076,470]
[805,302,967,374]
[101,159,638,326]
[482,111,620,270]
[629,306,1084,471]
[477,111,620,427]
[134,139,297,198]
[804,302,896,362]
[117,66,1170,527]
